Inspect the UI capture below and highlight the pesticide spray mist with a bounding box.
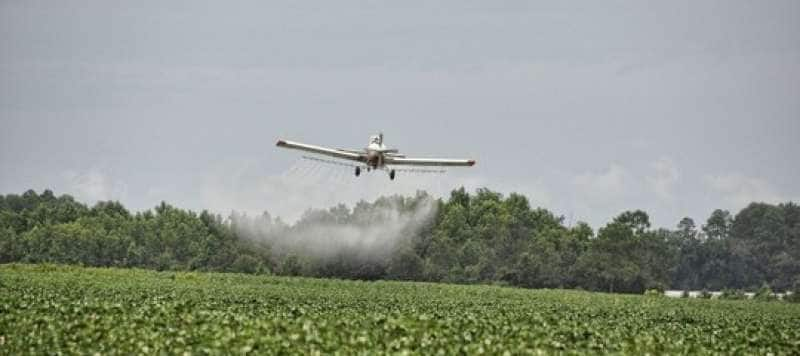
[204,157,470,274]
[230,192,439,272]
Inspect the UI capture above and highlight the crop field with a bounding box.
[1,265,799,355]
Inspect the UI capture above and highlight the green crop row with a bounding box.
[1,264,799,354]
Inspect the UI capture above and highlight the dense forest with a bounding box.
[1,188,799,294]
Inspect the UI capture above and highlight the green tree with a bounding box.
[677,217,697,240]
[387,244,424,280]
[612,210,650,233]
[570,222,593,241]
[0,227,22,263]
[229,254,267,274]
[703,209,732,240]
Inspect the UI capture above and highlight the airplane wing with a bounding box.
[336,148,366,155]
[276,140,364,162]
[385,157,475,167]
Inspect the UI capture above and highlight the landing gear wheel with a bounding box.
[389,170,396,180]
[355,166,361,177]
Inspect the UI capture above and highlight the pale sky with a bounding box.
[1,0,798,228]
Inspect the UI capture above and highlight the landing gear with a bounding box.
[389,169,396,180]
[355,166,361,177]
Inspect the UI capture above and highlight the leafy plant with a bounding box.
[753,284,778,302]
[2,264,799,354]
[644,289,663,297]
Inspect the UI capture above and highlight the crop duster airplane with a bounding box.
[276,133,475,180]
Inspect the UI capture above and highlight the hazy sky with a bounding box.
[2,1,798,228]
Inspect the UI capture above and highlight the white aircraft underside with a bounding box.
[276,133,475,180]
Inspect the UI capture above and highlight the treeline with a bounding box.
[1,188,799,294]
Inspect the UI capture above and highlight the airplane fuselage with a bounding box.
[365,150,383,169]
[363,134,389,169]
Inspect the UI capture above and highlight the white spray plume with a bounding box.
[231,193,438,262]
